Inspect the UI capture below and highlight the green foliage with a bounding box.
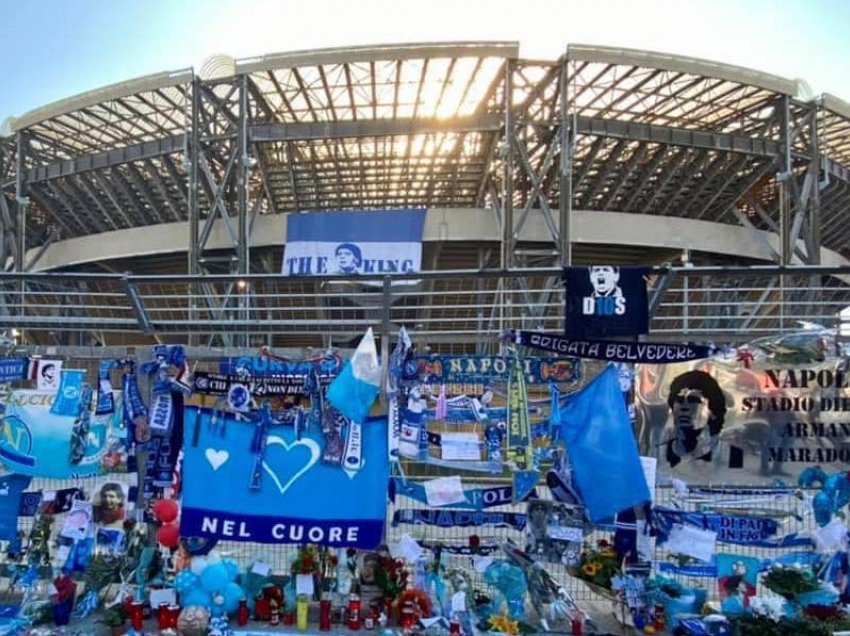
[730,613,850,636]
[98,605,127,627]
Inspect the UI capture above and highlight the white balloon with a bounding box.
[190,556,208,575]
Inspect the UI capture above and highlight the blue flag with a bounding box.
[182,407,389,548]
[0,474,31,540]
[558,365,650,522]
[50,369,86,416]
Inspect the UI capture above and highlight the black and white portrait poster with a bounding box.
[526,499,584,567]
[563,266,650,339]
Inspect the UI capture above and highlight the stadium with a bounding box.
[0,41,849,350]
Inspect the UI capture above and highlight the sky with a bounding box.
[1,0,849,121]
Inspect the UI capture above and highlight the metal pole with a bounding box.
[558,54,572,266]
[380,277,392,402]
[237,74,251,348]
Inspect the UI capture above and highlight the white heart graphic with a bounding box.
[205,448,229,471]
[262,436,320,495]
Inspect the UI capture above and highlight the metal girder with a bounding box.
[599,144,647,210]
[574,115,781,157]
[24,135,183,183]
[142,158,183,222]
[579,138,628,208]
[95,169,142,228]
[250,113,502,142]
[639,147,692,214]
[673,152,739,217]
[697,159,773,221]
[124,163,166,225]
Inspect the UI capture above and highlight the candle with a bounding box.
[297,594,310,631]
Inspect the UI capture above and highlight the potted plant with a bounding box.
[98,605,127,636]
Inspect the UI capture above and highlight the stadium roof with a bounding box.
[1,41,848,274]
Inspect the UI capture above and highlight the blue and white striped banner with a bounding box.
[282,209,426,276]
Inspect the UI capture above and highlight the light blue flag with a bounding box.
[558,364,650,522]
[327,328,381,425]
[50,369,86,416]
[0,389,114,478]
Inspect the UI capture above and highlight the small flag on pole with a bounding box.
[327,328,382,425]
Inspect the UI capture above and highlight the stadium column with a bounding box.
[558,53,572,267]
[501,57,515,271]
[190,71,254,348]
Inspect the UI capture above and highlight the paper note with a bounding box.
[295,573,315,596]
[440,432,481,461]
[423,476,466,507]
[390,534,423,563]
[251,561,272,577]
[665,523,716,562]
[149,588,177,607]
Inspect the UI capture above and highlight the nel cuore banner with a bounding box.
[282,209,426,276]
[181,407,388,548]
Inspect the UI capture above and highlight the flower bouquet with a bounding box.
[373,553,409,620]
[761,564,820,601]
[574,540,621,592]
[291,544,322,599]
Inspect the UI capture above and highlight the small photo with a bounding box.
[716,553,758,608]
[93,482,128,529]
[526,499,584,567]
[95,528,125,554]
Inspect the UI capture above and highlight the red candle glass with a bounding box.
[319,599,332,631]
[129,601,145,631]
[166,604,180,629]
[157,603,171,630]
[283,611,295,625]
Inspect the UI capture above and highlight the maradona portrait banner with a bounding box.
[282,209,426,276]
[181,407,389,548]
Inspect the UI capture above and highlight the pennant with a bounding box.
[563,265,649,338]
[391,508,527,531]
[505,353,533,494]
[386,327,412,460]
[653,506,812,548]
[50,369,86,416]
[326,328,381,425]
[389,477,532,510]
[510,329,715,363]
[558,365,651,522]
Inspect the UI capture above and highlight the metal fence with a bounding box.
[0,265,848,351]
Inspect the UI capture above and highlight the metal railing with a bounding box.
[0,265,847,349]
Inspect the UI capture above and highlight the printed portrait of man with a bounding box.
[334,243,362,275]
[588,266,623,298]
[93,482,127,529]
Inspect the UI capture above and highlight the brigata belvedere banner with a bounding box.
[509,329,715,363]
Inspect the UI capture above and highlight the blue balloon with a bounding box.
[200,563,230,593]
[830,474,850,509]
[222,559,239,582]
[175,570,199,594]
[223,581,244,613]
[182,587,211,608]
[799,466,827,489]
[813,490,833,527]
[209,591,229,617]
